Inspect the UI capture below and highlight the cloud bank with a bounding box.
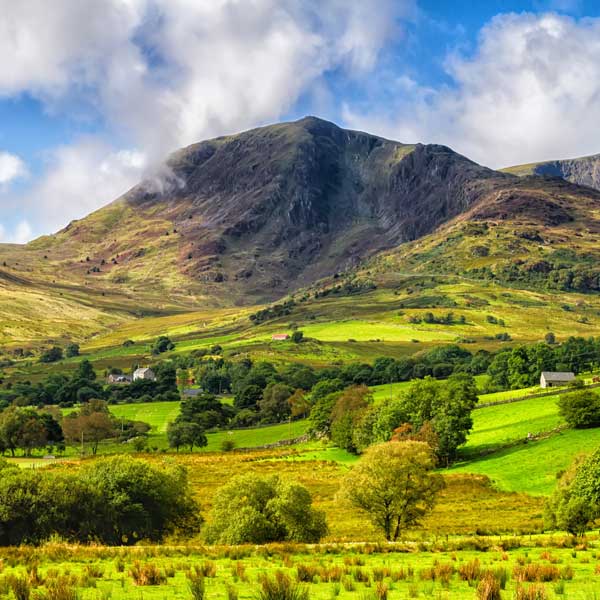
[344,12,600,168]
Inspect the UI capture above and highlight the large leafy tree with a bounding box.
[343,441,444,541]
[559,390,600,429]
[61,401,115,455]
[167,421,207,452]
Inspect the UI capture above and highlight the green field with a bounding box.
[110,401,182,433]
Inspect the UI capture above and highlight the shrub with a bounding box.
[187,571,205,600]
[221,438,236,452]
[514,584,547,600]
[476,572,501,600]
[257,572,309,600]
[513,563,560,582]
[42,576,79,600]
[204,474,327,544]
[130,561,166,585]
[7,575,30,600]
[225,582,238,600]
[296,564,318,583]
[458,558,481,583]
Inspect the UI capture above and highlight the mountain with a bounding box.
[0,117,513,304]
[503,153,600,192]
[3,116,600,346]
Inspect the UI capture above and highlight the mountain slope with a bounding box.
[503,153,600,191]
[3,117,600,347]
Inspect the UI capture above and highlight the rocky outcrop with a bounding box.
[532,154,600,191]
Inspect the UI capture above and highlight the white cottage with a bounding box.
[133,367,157,381]
[540,371,575,388]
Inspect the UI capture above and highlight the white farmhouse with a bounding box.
[133,367,157,381]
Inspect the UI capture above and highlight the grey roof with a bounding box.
[541,371,575,381]
[183,388,202,396]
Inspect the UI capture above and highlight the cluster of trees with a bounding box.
[0,406,63,456]
[408,312,465,325]
[310,374,478,465]
[0,360,178,409]
[249,300,296,324]
[486,336,600,390]
[0,456,200,545]
[0,437,447,546]
[313,279,376,298]
[0,398,149,457]
[38,342,79,362]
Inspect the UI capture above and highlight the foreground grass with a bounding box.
[2,537,600,599]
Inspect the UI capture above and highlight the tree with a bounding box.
[330,386,372,453]
[167,421,207,452]
[39,346,63,363]
[176,392,229,428]
[65,343,80,358]
[234,384,263,410]
[545,455,593,537]
[342,441,444,541]
[308,391,340,437]
[288,390,311,419]
[0,408,62,457]
[432,374,478,465]
[79,456,201,544]
[62,409,115,455]
[259,383,293,423]
[152,336,175,355]
[291,330,304,343]
[545,332,556,345]
[167,421,186,452]
[204,474,327,544]
[558,390,600,428]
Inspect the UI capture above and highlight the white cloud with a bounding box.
[22,139,146,235]
[0,220,32,244]
[0,0,414,238]
[0,151,27,185]
[343,12,600,168]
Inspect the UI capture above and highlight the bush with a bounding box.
[558,390,600,428]
[204,474,327,544]
[130,561,166,585]
[257,571,309,600]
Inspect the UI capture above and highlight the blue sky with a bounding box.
[1,0,600,242]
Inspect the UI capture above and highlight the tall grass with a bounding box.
[257,571,309,600]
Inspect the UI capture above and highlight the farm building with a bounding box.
[540,371,575,388]
[271,333,290,341]
[133,367,156,381]
[107,373,132,384]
